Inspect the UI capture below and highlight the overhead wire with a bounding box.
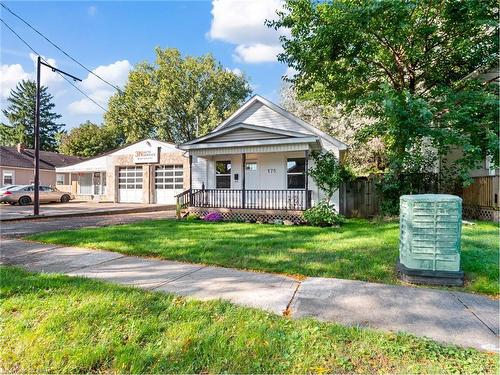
[0,17,107,112]
[1,2,123,93]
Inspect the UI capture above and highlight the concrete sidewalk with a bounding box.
[1,238,498,352]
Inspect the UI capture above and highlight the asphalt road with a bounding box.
[0,201,172,221]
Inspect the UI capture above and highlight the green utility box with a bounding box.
[397,194,464,286]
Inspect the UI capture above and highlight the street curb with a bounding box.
[0,205,175,222]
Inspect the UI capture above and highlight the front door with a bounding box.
[93,172,101,195]
[245,160,259,189]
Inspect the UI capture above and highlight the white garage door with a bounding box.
[118,166,143,203]
[155,165,184,204]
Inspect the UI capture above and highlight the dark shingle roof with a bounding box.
[0,146,84,170]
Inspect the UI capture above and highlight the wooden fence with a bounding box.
[340,176,381,218]
[462,176,499,208]
[339,174,499,219]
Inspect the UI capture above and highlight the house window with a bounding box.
[78,173,92,195]
[56,174,65,185]
[287,158,306,189]
[216,160,231,188]
[2,170,14,186]
[245,161,257,171]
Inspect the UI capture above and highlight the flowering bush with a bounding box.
[203,212,223,222]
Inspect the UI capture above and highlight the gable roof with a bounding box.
[0,146,84,170]
[181,123,315,147]
[211,95,348,150]
[56,138,183,172]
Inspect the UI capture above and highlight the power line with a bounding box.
[0,18,107,112]
[1,2,123,93]
[0,17,37,55]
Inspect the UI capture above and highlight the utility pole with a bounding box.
[34,56,82,216]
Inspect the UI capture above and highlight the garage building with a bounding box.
[56,139,189,204]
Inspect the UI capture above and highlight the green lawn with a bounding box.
[28,219,499,296]
[1,266,497,374]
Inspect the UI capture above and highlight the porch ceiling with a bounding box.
[186,138,321,156]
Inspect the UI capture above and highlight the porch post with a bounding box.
[241,153,246,209]
[189,154,193,205]
[304,149,310,209]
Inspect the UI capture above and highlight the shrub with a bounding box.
[185,213,200,221]
[303,201,345,227]
[203,212,223,222]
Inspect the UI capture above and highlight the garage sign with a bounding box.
[133,148,160,164]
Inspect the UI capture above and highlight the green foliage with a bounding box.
[303,201,345,227]
[105,48,252,144]
[185,213,200,221]
[2,266,496,373]
[28,219,498,295]
[269,0,498,190]
[59,121,122,157]
[309,150,352,201]
[281,86,387,176]
[1,80,64,151]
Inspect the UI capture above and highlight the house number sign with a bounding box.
[267,168,277,174]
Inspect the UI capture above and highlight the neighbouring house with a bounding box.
[177,95,348,222]
[449,64,500,221]
[55,139,188,204]
[0,144,83,188]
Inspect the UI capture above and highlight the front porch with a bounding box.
[177,187,312,211]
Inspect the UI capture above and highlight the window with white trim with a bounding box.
[216,160,231,188]
[56,173,65,185]
[2,170,14,186]
[286,158,306,189]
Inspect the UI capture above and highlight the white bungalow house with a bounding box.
[178,95,348,221]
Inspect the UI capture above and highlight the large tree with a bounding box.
[281,85,387,175]
[59,121,122,158]
[105,48,252,144]
[269,0,498,192]
[1,80,64,151]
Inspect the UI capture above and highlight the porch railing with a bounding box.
[177,189,312,211]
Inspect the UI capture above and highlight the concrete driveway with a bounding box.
[0,201,173,221]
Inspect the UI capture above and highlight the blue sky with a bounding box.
[1,1,290,129]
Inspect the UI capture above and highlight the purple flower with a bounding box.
[203,212,223,222]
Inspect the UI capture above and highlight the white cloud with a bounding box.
[81,60,131,92]
[208,0,287,63]
[0,54,67,99]
[68,60,132,115]
[225,67,243,76]
[284,66,298,78]
[29,53,64,87]
[0,64,30,99]
[88,5,97,16]
[234,44,283,64]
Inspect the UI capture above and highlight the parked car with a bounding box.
[0,185,19,203]
[0,185,75,205]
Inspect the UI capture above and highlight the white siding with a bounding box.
[190,151,340,209]
[206,128,287,143]
[228,102,311,135]
[190,143,311,157]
